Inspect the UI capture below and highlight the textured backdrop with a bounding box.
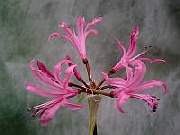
[0,0,180,135]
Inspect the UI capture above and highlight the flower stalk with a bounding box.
[88,96,101,135]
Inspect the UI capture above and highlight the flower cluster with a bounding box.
[26,16,167,125]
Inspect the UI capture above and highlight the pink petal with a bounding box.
[26,83,68,97]
[111,40,127,72]
[65,55,82,81]
[59,22,74,36]
[39,97,82,126]
[116,92,130,113]
[36,60,54,79]
[76,16,85,35]
[116,39,127,56]
[112,62,124,72]
[138,80,168,93]
[139,57,166,63]
[48,32,61,41]
[127,26,139,57]
[29,60,61,88]
[126,67,133,81]
[102,72,126,88]
[40,98,64,126]
[63,64,77,88]
[53,59,72,84]
[128,60,146,86]
[64,90,80,99]
[85,17,102,31]
[85,29,98,38]
[65,64,77,74]
[63,98,84,110]
[59,22,78,46]
[130,93,159,112]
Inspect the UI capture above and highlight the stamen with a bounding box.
[27,99,62,118]
[131,45,153,61]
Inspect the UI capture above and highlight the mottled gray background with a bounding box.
[0,0,180,135]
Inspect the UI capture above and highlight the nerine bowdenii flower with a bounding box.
[111,26,165,73]
[26,59,83,125]
[48,16,102,61]
[26,16,168,129]
[103,60,167,113]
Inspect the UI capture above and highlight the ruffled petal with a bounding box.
[63,98,84,110]
[40,98,64,126]
[29,60,60,88]
[130,93,159,112]
[85,29,98,38]
[53,59,72,84]
[111,40,127,72]
[138,57,166,63]
[116,39,127,56]
[85,17,102,31]
[65,55,82,81]
[26,83,68,97]
[138,80,168,93]
[39,97,82,126]
[116,92,130,113]
[112,61,124,72]
[76,16,85,36]
[127,26,139,57]
[127,60,146,87]
[48,32,61,41]
[63,64,77,88]
[59,22,74,37]
[36,60,54,79]
[59,22,78,47]
[102,72,126,88]
[126,67,133,81]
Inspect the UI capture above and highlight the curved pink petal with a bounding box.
[127,60,146,87]
[85,17,102,31]
[111,40,127,72]
[138,80,168,93]
[63,64,77,88]
[112,62,124,72]
[115,39,127,56]
[40,98,64,126]
[116,92,130,113]
[59,22,74,37]
[53,59,72,84]
[30,60,54,79]
[29,60,61,88]
[48,32,61,41]
[130,93,159,112]
[76,16,85,36]
[139,57,166,63]
[63,98,84,110]
[126,67,133,81]
[102,72,126,88]
[127,26,139,57]
[65,55,82,81]
[59,22,78,47]
[85,29,98,38]
[26,83,68,97]
[36,60,54,79]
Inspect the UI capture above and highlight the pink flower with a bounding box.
[103,60,167,113]
[49,16,102,61]
[26,59,83,125]
[111,26,165,72]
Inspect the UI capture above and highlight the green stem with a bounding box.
[88,96,101,135]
